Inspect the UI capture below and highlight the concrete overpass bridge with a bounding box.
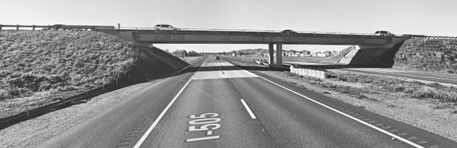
[102,29,414,67]
[3,24,449,67]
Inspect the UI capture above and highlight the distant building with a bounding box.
[300,50,311,57]
[282,50,312,57]
[323,51,332,56]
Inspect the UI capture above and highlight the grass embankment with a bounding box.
[0,30,182,118]
[394,38,457,73]
[323,72,457,104]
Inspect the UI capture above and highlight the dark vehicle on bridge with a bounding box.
[153,24,180,31]
[282,29,298,35]
[401,34,427,38]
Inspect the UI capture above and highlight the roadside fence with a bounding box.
[290,65,327,79]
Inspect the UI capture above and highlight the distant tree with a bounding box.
[172,49,187,57]
[186,50,201,56]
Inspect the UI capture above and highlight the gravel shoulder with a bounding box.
[227,58,457,142]
[0,79,163,148]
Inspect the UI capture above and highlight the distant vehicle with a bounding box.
[375,30,393,36]
[153,24,180,31]
[401,34,427,38]
[215,56,220,60]
[282,29,297,34]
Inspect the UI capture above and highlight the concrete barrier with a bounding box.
[289,65,326,79]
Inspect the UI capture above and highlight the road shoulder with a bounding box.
[0,79,164,148]
[226,59,457,143]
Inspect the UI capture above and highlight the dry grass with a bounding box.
[0,30,142,118]
[224,56,457,104]
[393,38,457,73]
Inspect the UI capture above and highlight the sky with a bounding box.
[1,0,457,52]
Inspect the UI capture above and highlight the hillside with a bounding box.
[327,39,457,72]
[0,30,188,118]
[393,38,457,73]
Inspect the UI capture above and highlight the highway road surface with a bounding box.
[40,57,457,148]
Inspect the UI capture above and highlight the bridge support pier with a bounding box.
[268,43,274,66]
[267,43,283,67]
[275,43,283,67]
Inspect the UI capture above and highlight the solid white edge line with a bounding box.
[257,76,425,148]
[133,58,207,148]
[240,99,257,119]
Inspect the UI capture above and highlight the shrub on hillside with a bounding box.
[0,30,141,101]
[393,39,457,73]
[328,72,457,103]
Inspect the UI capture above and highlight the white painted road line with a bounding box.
[240,99,257,119]
[257,76,425,148]
[133,59,207,148]
[186,135,220,142]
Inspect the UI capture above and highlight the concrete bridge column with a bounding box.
[276,43,283,67]
[268,43,275,66]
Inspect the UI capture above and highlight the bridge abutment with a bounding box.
[348,38,406,67]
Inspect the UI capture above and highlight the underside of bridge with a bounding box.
[101,30,409,68]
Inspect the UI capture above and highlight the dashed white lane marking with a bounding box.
[133,59,205,148]
[257,76,425,148]
[185,135,220,142]
[240,99,257,119]
[192,61,258,80]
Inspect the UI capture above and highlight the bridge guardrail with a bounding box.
[4,24,456,39]
[122,26,386,37]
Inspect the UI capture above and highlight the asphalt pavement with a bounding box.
[40,57,457,148]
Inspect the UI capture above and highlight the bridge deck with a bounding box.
[123,29,401,45]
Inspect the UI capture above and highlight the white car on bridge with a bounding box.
[153,24,180,31]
